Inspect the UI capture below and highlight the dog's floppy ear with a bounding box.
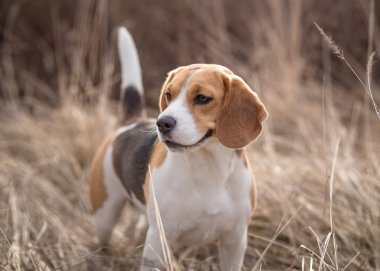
[216,74,268,149]
[159,71,174,112]
[159,67,182,112]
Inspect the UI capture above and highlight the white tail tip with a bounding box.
[118,27,143,95]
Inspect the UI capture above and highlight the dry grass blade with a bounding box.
[300,138,343,271]
[314,22,344,60]
[365,52,380,118]
[307,227,334,271]
[149,166,176,271]
[329,138,340,233]
[300,245,335,271]
[314,22,380,119]
[251,206,302,271]
[342,252,361,271]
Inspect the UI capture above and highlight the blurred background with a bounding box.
[1,0,380,105]
[0,0,379,270]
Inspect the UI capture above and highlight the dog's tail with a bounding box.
[117,27,145,122]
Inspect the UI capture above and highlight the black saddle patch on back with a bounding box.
[112,121,157,204]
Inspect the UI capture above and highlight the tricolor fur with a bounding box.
[88,27,268,271]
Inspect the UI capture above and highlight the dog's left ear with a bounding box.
[159,71,174,112]
[159,67,183,112]
[216,75,268,149]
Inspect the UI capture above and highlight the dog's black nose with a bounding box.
[156,116,176,135]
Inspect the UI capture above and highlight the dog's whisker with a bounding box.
[139,128,157,135]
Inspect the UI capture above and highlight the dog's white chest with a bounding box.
[147,143,252,248]
[173,184,234,246]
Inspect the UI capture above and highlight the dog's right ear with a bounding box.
[159,67,182,112]
[216,74,268,149]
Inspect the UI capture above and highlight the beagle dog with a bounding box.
[89,27,268,271]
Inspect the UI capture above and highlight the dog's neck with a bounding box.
[167,138,237,184]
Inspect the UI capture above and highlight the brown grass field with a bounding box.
[0,0,380,270]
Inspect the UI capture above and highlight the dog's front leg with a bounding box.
[140,227,166,271]
[218,227,248,271]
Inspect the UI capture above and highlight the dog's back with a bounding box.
[112,121,156,205]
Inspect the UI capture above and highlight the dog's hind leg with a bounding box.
[92,196,126,246]
[90,142,128,246]
[92,193,126,246]
[133,213,148,241]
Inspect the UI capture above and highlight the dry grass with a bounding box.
[1,0,380,270]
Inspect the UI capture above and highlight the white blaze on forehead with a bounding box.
[158,70,204,145]
[180,70,199,95]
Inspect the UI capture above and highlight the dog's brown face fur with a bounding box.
[159,64,268,149]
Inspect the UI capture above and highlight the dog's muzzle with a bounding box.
[162,129,213,151]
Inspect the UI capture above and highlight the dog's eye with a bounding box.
[165,92,172,102]
[194,94,213,105]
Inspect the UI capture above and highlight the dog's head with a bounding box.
[156,64,268,151]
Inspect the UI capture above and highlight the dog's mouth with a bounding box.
[164,129,213,151]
